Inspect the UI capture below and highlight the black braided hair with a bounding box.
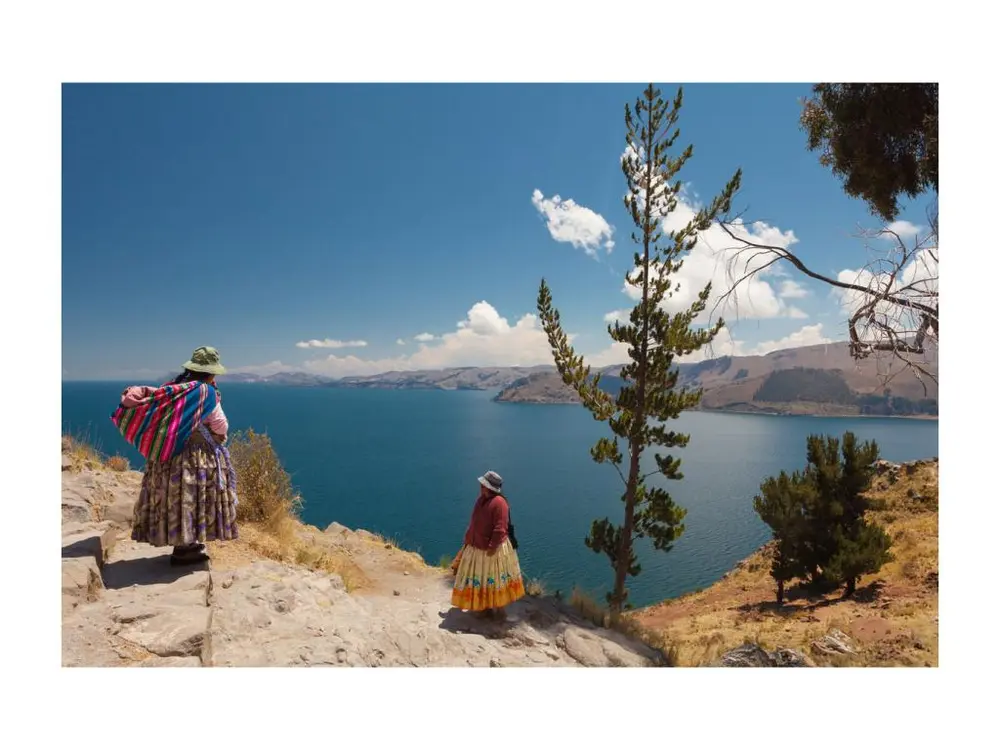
[171,369,214,385]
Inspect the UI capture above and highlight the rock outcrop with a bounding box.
[810,628,857,657]
[716,643,811,667]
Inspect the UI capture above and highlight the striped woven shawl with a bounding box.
[111,381,218,463]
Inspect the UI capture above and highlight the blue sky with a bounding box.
[62,83,936,380]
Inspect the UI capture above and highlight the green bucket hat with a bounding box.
[182,346,227,375]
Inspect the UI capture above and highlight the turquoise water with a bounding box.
[62,382,939,608]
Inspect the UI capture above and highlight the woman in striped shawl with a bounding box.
[119,346,239,566]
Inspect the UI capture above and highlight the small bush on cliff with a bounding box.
[106,455,130,472]
[228,429,303,527]
[754,431,893,602]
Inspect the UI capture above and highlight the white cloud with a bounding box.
[779,279,810,299]
[615,147,803,324]
[413,332,436,342]
[295,338,368,349]
[301,301,566,378]
[395,338,406,346]
[531,189,614,257]
[584,323,833,367]
[586,341,631,368]
[604,310,629,324]
[620,144,672,218]
[834,246,938,343]
[619,216,803,323]
[737,323,832,356]
[225,360,293,377]
[886,220,922,239]
[301,354,406,378]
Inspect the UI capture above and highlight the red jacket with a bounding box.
[463,493,509,551]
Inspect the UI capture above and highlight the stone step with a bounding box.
[62,522,119,568]
[62,557,104,612]
[101,540,210,592]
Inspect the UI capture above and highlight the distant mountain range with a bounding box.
[209,365,554,389]
[494,341,938,417]
[329,365,552,391]
[205,340,937,417]
[161,371,337,387]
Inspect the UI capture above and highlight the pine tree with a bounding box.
[825,521,893,597]
[753,470,812,604]
[753,430,891,600]
[820,432,891,596]
[800,83,937,222]
[536,84,741,617]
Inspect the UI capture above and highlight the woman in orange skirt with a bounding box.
[450,470,525,620]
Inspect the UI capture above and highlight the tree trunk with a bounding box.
[612,444,641,620]
[611,89,660,621]
[776,579,784,605]
[844,577,857,598]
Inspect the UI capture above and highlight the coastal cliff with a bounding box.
[60,438,664,668]
[61,437,937,667]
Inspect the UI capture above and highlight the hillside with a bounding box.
[494,370,626,404]
[628,458,939,666]
[495,341,938,416]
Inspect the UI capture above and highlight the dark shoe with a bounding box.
[170,552,209,566]
[170,545,210,566]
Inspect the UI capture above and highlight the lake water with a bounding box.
[62,382,939,608]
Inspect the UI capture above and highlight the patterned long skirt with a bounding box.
[451,539,525,611]
[131,435,239,547]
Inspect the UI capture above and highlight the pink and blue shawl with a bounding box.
[110,382,218,463]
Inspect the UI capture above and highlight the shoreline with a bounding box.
[493,399,939,421]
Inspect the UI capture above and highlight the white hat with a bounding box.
[478,470,503,493]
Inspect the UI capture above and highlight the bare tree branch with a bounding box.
[710,207,938,391]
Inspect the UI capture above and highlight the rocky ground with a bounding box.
[61,445,664,668]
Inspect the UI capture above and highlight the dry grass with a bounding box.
[63,434,104,472]
[569,588,678,666]
[524,578,546,597]
[63,433,129,474]
[208,519,371,592]
[629,459,939,667]
[105,455,130,472]
[368,531,402,549]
